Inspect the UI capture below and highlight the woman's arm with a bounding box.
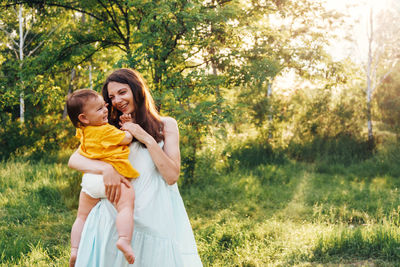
[68,150,131,203]
[121,117,180,185]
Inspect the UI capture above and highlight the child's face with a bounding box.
[81,95,109,126]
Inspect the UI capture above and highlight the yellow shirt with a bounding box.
[76,124,139,178]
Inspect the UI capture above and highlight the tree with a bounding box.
[0,3,86,159]
[235,0,345,139]
[3,0,234,180]
[0,4,58,122]
[360,2,400,146]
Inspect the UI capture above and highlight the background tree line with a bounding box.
[0,0,399,184]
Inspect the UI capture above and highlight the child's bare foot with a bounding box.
[69,247,78,267]
[116,237,135,264]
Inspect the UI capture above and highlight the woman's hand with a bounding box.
[120,122,155,147]
[68,150,131,203]
[102,164,131,204]
[121,117,181,185]
[120,113,133,124]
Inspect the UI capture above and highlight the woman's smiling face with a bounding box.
[107,81,135,114]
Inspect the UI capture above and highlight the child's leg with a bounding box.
[115,184,135,264]
[70,192,100,267]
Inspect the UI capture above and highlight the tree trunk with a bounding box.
[366,72,373,145]
[366,8,374,147]
[62,68,76,119]
[89,64,93,89]
[19,5,24,123]
[211,59,221,114]
[184,132,198,186]
[267,82,273,139]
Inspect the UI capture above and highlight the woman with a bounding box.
[68,68,202,267]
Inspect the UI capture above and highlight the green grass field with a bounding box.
[1,143,400,266]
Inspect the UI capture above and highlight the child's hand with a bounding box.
[120,113,133,124]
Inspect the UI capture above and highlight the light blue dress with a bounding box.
[75,142,202,267]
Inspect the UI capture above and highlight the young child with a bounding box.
[66,89,138,266]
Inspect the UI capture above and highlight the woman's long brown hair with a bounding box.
[102,69,164,143]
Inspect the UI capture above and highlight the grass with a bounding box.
[2,142,400,266]
[183,140,400,266]
[0,152,80,266]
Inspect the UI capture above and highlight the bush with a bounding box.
[225,139,287,170]
[0,114,77,161]
[286,135,372,164]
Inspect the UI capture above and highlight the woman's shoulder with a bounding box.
[160,117,179,137]
[160,116,178,129]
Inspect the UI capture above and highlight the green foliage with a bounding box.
[376,66,400,135]
[0,0,375,181]
[268,74,370,163]
[286,135,371,164]
[224,138,287,170]
[288,84,364,141]
[0,114,76,160]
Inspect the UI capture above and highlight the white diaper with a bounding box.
[81,173,106,199]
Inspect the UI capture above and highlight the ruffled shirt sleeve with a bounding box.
[76,128,82,139]
[98,124,126,148]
